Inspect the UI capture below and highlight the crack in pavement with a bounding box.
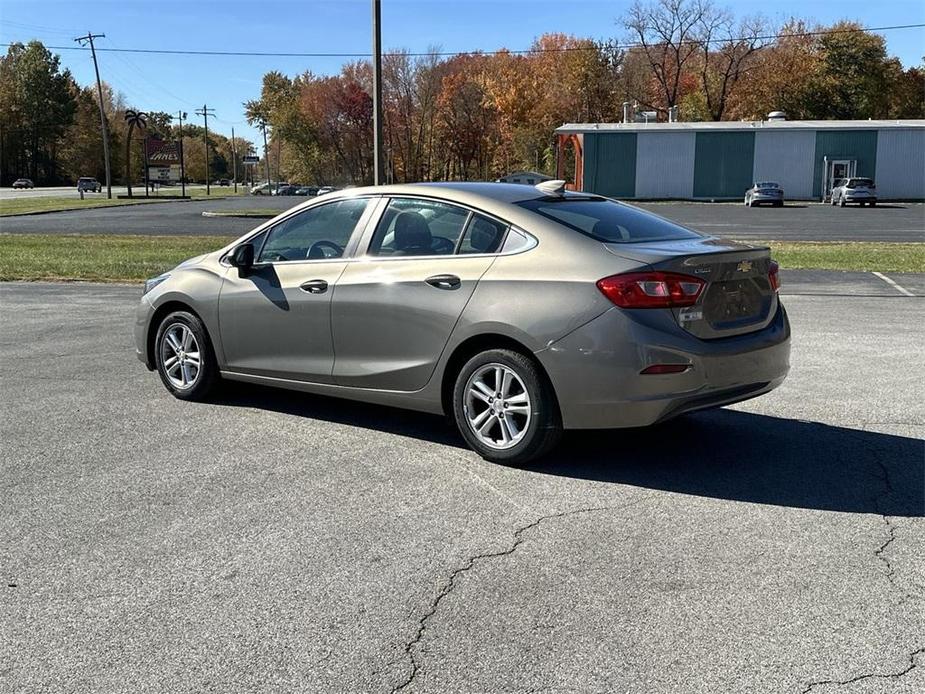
[389,500,649,693]
[800,647,924,692]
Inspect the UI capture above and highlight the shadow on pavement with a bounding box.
[212,384,924,517]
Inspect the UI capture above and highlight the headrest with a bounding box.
[394,211,432,252]
[468,218,502,253]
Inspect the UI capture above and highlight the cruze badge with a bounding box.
[736,260,753,273]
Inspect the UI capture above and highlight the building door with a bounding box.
[824,159,856,200]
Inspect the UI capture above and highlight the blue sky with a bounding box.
[1,0,923,146]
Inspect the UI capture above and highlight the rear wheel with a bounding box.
[870,201,876,207]
[452,349,561,465]
[154,311,219,401]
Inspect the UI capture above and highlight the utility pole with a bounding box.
[195,104,215,194]
[74,32,112,198]
[231,126,238,193]
[260,120,271,187]
[176,110,187,198]
[371,0,384,185]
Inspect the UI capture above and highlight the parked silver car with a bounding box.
[135,182,790,463]
[831,177,877,207]
[744,181,784,207]
[12,178,34,189]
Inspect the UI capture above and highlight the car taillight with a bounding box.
[768,260,781,292]
[597,271,705,308]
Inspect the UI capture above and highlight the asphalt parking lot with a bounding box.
[2,275,923,693]
[1,195,923,242]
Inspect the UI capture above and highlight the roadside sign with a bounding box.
[243,155,259,164]
[149,165,181,182]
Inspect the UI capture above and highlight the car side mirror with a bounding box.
[231,243,255,273]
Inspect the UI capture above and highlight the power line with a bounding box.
[5,23,924,59]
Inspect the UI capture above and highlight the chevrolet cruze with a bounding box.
[136,181,790,464]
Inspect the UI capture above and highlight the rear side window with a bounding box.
[517,198,702,244]
[458,214,507,254]
[368,198,470,256]
[847,178,873,187]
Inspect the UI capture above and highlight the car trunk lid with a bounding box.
[604,237,778,339]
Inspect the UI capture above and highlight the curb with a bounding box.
[201,211,275,219]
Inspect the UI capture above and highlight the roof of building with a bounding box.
[556,119,925,134]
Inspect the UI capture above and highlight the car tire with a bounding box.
[452,349,562,465]
[154,310,219,401]
[870,201,876,207]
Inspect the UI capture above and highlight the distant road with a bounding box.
[0,193,922,242]
[0,183,215,200]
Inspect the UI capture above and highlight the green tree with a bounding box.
[0,41,76,184]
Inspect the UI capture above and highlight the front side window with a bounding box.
[517,197,702,244]
[368,198,469,256]
[257,197,370,263]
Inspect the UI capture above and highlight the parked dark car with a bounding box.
[77,177,102,193]
[276,184,301,196]
[831,177,877,207]
[12,178,34,189]
[295,186,319,196]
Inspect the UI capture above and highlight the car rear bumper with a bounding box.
[844,195,876,202]
[750,194,782,202]
[536,303,791,429]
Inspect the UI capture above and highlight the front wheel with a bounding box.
[452,349,561,465]
[154,310,219,401]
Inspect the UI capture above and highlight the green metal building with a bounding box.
[554,119,925,201]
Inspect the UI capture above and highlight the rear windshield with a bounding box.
[756,182,779,188]
[847,178,873,187]
[516,197,702,244]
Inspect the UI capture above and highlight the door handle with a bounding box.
[300,279,329,294]
[425,274,461,290]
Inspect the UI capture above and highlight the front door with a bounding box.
[827,159,856,199]
[332,197,507,391]
[218,197,373,382]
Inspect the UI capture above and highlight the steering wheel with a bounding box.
[307,240,344,260]
[431,236,455,254]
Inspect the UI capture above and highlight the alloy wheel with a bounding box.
[464,363,532,450]
[160,322,201,390]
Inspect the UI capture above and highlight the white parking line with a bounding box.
[871,271,915,297]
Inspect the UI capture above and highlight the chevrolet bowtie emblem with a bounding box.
[736,260,753,272]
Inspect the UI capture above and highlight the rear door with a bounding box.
[331,197,506,391]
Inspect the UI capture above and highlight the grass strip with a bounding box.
[762,241,924,274]
[0,234,234,282]
[0,235,921,283]
[0,188,242,217]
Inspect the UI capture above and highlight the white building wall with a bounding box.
[875,129,925,199]
[634,132,695,198]
[752,130,816,199]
